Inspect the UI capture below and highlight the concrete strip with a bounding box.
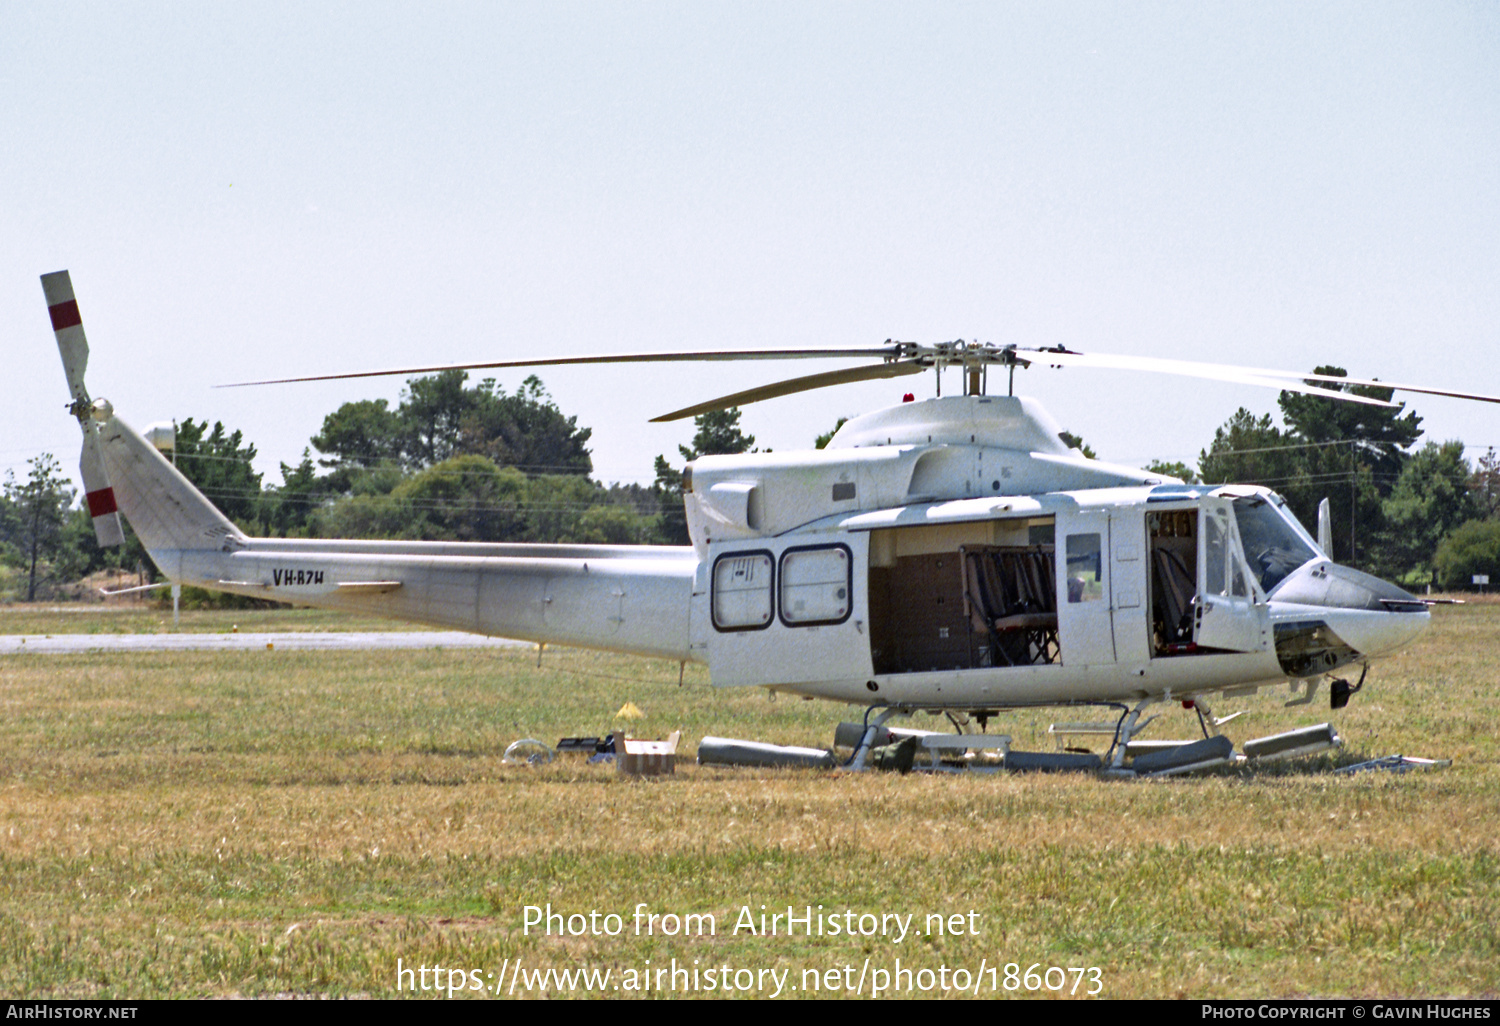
[0,632,528,655]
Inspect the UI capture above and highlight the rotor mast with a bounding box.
[916,340,1027,398]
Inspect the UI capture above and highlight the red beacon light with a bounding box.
[902,393,915,403]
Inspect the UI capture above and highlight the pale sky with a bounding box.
[5,2,1498,499]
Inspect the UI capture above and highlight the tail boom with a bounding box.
[94,409,697,660]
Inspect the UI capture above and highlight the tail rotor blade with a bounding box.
[80,422,125,547]
[41,270,89,405]
[42,270,123,548]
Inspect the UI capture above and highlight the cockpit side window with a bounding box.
[1204,509,1228,597]
[1203,506,1254,600]
[1230,495,1318,593]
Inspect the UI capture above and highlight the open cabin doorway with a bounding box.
[1147,500,1264,657]
[867,517,1059,674]
[1148,508,1199,655]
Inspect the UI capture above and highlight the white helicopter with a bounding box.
[42,270,1498,773]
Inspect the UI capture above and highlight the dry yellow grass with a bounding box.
[0,600,427,635]
[0,603,1496,998]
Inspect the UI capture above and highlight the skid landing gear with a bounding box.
[846,707,899,772]
[1097,696,1236,777]
[839,708,1013,773]
[700,697,1347,776]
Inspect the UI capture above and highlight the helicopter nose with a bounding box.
[1268,560,1429,659]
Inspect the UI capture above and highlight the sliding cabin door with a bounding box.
[1057,511,1117,667]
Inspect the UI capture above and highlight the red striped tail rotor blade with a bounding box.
[41,270,90,404]
[42,271,123,547]
[79,419,124,547]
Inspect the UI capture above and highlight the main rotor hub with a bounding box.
[883,340,1031,397]
[875,341,1082,397]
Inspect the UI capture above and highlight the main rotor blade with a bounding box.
[218,346,897,388]
[1222,364,1500,406]
[649,360,927,423]
[1025,350,1407,409]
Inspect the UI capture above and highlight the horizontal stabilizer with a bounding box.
[336,581,404,593]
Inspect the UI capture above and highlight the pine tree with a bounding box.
[3,455,74,601]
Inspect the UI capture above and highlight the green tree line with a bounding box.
[5,366,1499,599]
[1189,368,1498,590]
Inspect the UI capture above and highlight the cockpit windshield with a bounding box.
[1230,494,1319,593]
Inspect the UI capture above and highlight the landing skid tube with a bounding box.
[828,698,1343,777]
[700,700,1345,776]
[838,707,1017,773]
[1098,695,1343,776]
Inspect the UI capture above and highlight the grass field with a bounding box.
[0,600,427,636]
[0,601,1496,999]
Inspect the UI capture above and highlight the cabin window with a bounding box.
[1065,534,1104,603]
[779,545,852,626]
[712,551,774,631]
